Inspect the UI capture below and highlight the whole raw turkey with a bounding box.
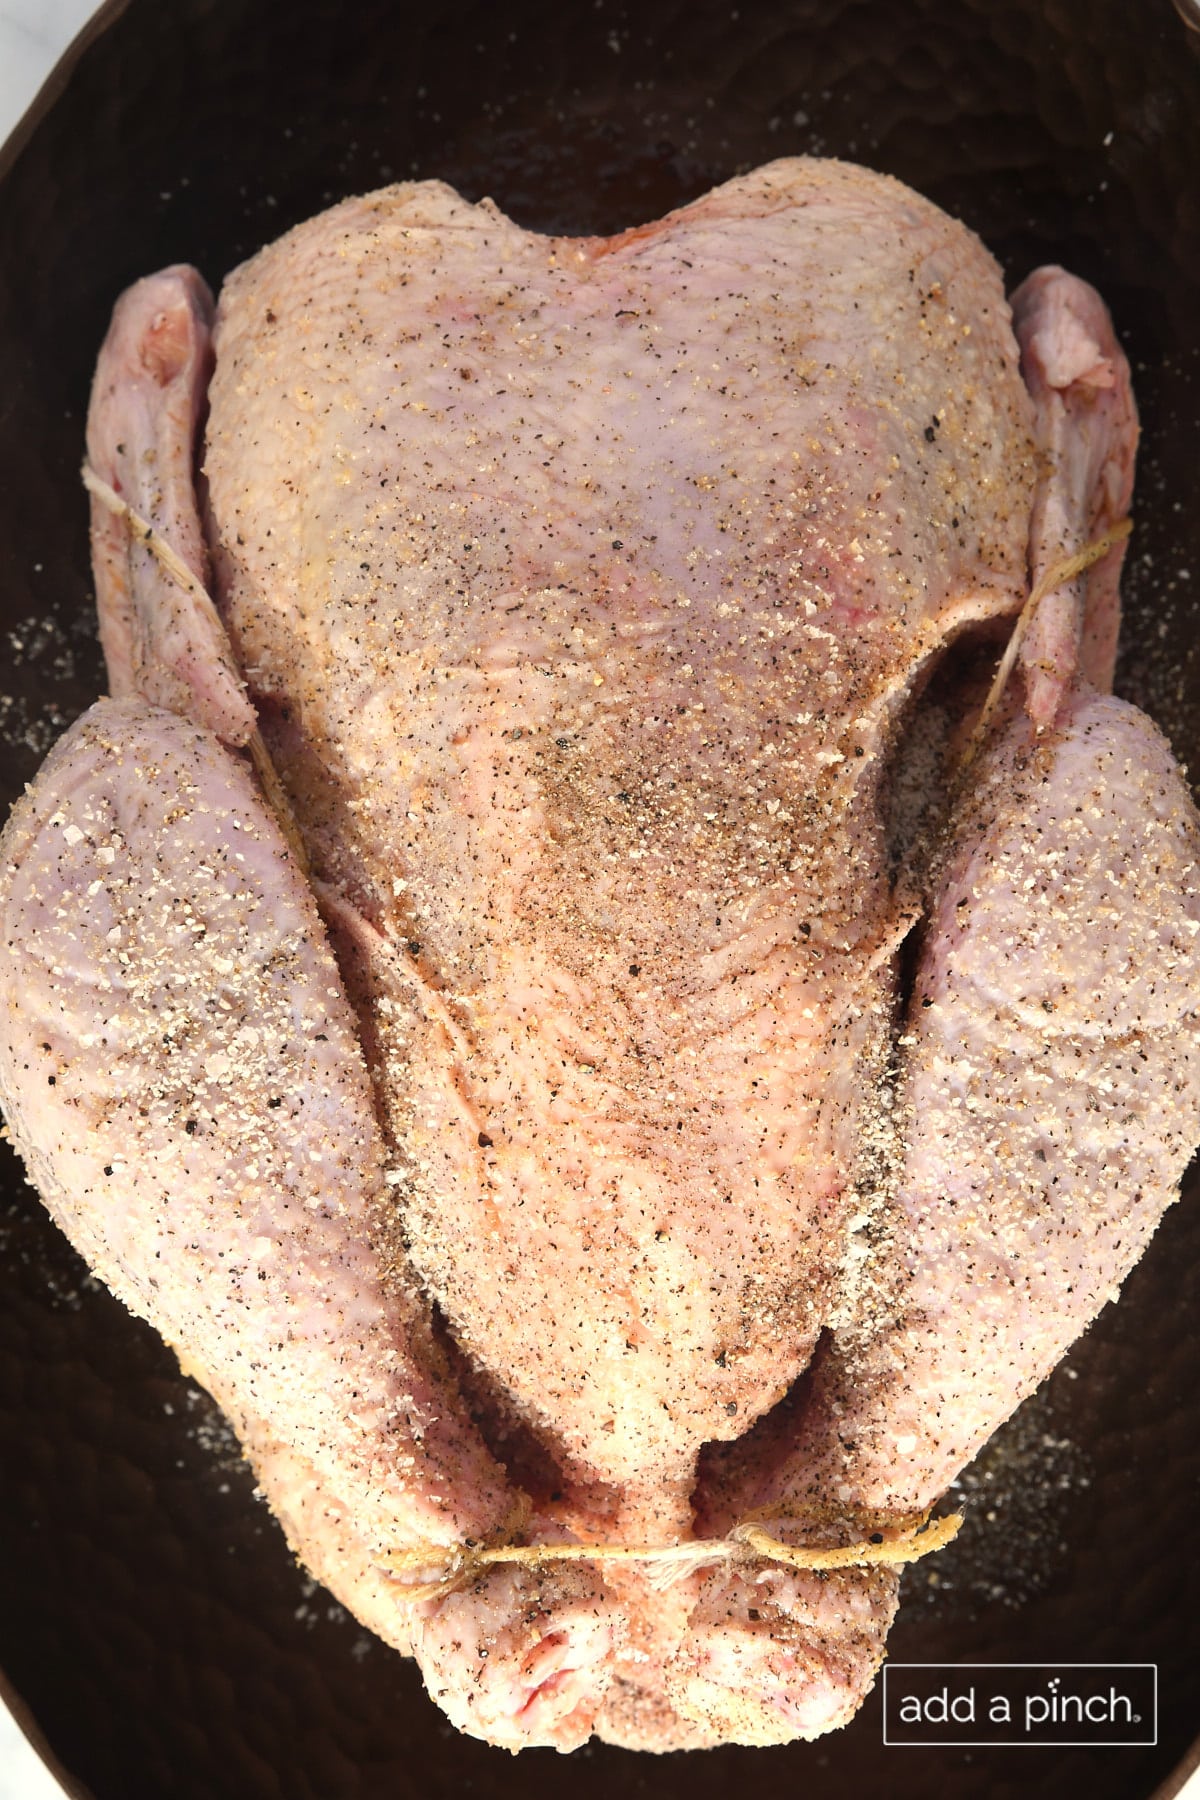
[1,157,1197,1752]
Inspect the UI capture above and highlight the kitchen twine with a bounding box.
[83,463,314,877]
[82,466,1131,1603]
[376,1509,964,1603]
[958,515,1133,775]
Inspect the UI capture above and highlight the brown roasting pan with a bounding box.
[1,2,1199,1795]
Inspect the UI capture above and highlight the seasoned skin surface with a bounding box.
[0,698,518,1563]
[204,157,1038,1530]
[1012,266,1139,720]
[698,691,1200,1538]
[0,695,631,1749]
[86,268,257,748]
[850,692,1200,1507]
[2,156,1198,1755]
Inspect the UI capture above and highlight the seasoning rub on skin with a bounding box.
[0,157,1196,1753]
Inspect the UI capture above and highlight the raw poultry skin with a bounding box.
[1,157,1198,1752]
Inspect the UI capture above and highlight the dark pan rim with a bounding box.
[0,1659,95,1800]
[0,0,131,189]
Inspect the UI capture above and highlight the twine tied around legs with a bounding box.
[377,1510,963,1603]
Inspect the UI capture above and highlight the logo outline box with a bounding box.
[881,1660,1158,1748]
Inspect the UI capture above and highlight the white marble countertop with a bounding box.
[0,14,106,1800]
[0,0,102,147]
